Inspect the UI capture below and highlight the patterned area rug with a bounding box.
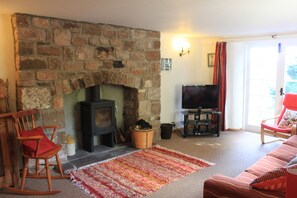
[69,145,214,198]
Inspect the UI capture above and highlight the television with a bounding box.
[182,85,219,109]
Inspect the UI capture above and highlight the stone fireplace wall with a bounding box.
[11,13,161,138]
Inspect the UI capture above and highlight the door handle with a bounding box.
[280,88,285,96]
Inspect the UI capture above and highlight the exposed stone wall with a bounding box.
[11,13,161,138]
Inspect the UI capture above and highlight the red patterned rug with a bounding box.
[69,145,214,198]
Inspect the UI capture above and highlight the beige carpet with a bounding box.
[0,130,282,198]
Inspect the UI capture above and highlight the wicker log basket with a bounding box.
[131,128,154,149]
[130,119,154,149]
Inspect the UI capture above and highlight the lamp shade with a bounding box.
[286,168,297,198]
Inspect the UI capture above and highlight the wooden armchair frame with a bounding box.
[261,115,297,143]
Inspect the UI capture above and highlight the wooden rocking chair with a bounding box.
[3,108,69,195]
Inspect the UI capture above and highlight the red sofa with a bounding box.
[203,135,297,198]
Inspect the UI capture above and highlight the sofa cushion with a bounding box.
[250,167,287,192]
[235,171,258,184]
[286,155,297,167]
[283,135,297,148]
[267,143,297,162]
[245,155,288,177]
[250,164,297,192]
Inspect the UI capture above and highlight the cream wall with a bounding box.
[0,14,16,111]
[160,33,217,127]
[225,42,245,130]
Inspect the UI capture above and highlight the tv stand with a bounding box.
[188,108,201,113]
[182,109,221,137]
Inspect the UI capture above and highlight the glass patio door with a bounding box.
[244,43,280,132]
[244,40,297,132]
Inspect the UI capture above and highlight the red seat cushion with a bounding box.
[261,123,292,133]
[20,127,56,157]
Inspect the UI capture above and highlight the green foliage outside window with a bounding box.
[286,65,297,93]
[287,65,297,80]
[285,82,297,93]
[269,88,276,96]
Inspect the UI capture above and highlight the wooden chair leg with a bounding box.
[261,129,265,144]
[55,154,64,176]
[21,158,29,191]
[261,131,265,144]
[45,159,53,192]
[3,158,61,195]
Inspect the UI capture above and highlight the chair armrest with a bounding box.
[261,115,280,124]
[17,135,43,141]
[41,125,58,142]
[17,135,43,157]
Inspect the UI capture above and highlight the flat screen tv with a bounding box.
[182,85,219,109]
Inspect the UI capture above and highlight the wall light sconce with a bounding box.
[179,48,190,57]
[173,37,191,57]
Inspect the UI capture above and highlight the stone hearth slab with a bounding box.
[62,145,138,173]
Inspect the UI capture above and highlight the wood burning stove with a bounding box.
[80,85,115,152]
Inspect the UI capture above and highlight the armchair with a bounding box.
[261,93,297,144]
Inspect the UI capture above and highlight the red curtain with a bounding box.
[213,42,227,131]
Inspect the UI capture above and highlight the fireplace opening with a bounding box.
[80,85,116,152]
[64,84,133,152]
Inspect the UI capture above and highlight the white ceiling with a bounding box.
[1,0,297,38]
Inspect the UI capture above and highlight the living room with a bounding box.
[1,1,297,198]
